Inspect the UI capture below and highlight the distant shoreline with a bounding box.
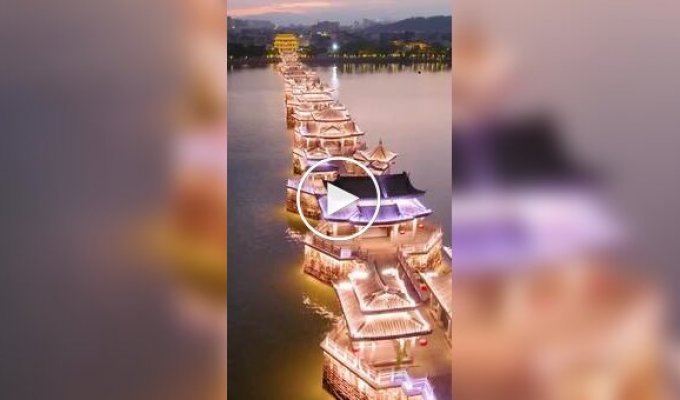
[228,56,451,68]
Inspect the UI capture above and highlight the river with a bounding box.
[227,62,451,399]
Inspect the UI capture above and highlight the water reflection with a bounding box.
[332,62,450,74]
[330,66,340,90]
[227,63,451,399]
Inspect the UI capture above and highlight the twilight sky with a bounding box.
[227,0,451,25]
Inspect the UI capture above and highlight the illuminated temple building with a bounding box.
[285,138,397,217]
[303,173,442,283]
[285,79,335,125]
[287,83,334,107]
[275,51,451,400]
[309,172,449,399]
[351,139,399,176]
[282,68,319,91]
[291,107,366,173]
[273,33,299,54]
[285,158,337,219]
[293,101,348,124]
[280,65,310,83]
[322,267,437,400]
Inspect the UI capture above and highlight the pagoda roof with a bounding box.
[304,145,332,159]
[369,160,391,171]
[297,92,334,102]
[299,120,363,138]
[328,101,348,111]
[355,139,398,163]
[282,69,308,78]
[328,172,426,200]
[335,281,431,341]
[303,81,330,91]
[284,75,307,83]
[287,178,316,194]
[351,268,418,313]
[293,87,332,97]
[353,202,431,224]
[357,204,403,223]
[294,101,347,121]
[294,103,314,112]
[318,197,431,224]
[309,163,338,173]
[312,107,351,122]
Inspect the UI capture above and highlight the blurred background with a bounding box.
[1,0,226,399]
[452,0,680,399]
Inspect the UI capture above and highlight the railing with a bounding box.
[400,228,442,255]
[442,246,452,260]
[322,336,382,384]
[306,235,354,259]
[396,251,429,302]
[321,336,437,399]
[401,377,437,400]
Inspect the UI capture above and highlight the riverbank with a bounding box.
[228,55,451,68]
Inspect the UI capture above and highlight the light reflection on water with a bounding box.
[330,62,451,74]
[227,63,451,399]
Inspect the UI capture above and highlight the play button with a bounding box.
[326,183,359,215]
[296,156,381,241]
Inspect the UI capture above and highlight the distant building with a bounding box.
[273,33,299,53]
[392,40,430,52]
[352,18,378,31]
[246,19,275,30]
[228,17,275,32]
[310,21,341,34]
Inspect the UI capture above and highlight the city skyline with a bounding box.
[228,0,450,25]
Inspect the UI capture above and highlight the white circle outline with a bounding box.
[296,156,381,241]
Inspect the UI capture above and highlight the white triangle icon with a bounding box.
[327,183,359,215]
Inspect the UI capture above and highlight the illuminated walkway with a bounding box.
[277,50,451,400]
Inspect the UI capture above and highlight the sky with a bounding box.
[227,0,451,25]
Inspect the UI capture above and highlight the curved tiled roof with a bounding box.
[298,92,334,102]
[313,107,351,122]
[319,197,431,223]
[299,120,363,137]
[328,101,348,112]
[305,145,331,159]
[335,281,431,341]
[329,172,426,199]
[349,202,431,224]
[296,103,314,111]
[352,271,417,313]
[355,139,398,163]
[353,313,430,341]
[369,160,391,171]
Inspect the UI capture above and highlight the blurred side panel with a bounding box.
[453,0,680,399]
[0,0,226,399]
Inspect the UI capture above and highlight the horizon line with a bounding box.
[226,14,452,21]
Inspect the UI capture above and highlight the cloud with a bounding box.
[228,1,342,17]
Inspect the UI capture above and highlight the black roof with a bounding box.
[453,115,596,189]
[326,172,426,199]
[309,163,338,173]
[357,204,401,221]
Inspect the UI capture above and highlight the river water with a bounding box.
[227,63,451,399]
